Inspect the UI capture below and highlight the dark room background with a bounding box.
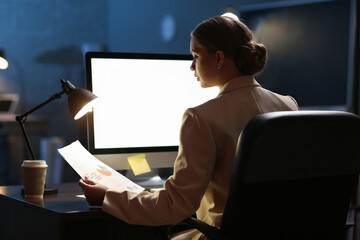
[0,0,357,184]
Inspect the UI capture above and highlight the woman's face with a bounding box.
[190,37,219,88]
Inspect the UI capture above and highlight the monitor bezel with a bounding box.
[85,51,193,155]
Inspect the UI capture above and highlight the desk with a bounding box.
[0,183,166,239]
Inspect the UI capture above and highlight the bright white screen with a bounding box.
[91,57,219,150]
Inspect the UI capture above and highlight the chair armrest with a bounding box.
[167,217,228,240]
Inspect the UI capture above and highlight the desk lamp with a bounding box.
[16,78,98,161]
[0,49,9,70]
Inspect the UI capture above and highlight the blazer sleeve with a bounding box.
[101,108,217,226]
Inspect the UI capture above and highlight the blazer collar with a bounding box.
[218,76,261,96]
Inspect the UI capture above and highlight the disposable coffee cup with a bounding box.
[21,160,48,199]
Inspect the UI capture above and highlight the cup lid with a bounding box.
[21,160,47,167]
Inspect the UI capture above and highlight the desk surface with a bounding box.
[0,183,166,240]
[0,182,92,212]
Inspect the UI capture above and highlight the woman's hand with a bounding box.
[78,178,109,206]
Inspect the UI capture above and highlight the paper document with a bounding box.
[58,140,144,193]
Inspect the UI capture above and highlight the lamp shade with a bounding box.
[16,78,98,161]
[67,88,98,120]
[0,49,8,70]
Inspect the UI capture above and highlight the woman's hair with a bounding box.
[191,16,267,76]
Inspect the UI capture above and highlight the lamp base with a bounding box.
[21,187,58,196]
[44,187,58,195]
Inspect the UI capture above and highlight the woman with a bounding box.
[79,15,299,239]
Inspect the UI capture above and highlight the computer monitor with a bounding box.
[85,52,219,171]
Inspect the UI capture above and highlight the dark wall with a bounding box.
[241,0,352,108]
[0,0,107,145]
[107,0,226,54]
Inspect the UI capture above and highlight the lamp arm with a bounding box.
[15,89,66,160]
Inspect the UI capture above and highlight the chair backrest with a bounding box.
[221,111,360,240]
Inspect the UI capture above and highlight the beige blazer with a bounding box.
[102,76,299,238]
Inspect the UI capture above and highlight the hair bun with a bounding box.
[253,42,267,65]
[234,42,267,75]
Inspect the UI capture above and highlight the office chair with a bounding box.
[166,110,360,240]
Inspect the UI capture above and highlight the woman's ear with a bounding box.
[215,50,225,70]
